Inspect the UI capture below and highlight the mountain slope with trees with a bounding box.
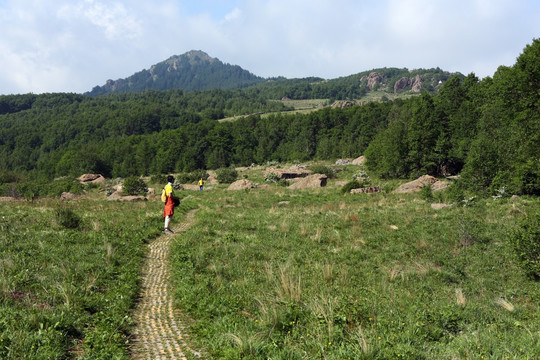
[86,50,266,96]
[0,39,538,199]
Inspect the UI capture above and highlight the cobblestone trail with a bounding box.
[131,210,201,359]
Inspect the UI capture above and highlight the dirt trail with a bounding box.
[131,210,201,359]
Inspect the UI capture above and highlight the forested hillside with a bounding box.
[87,50,265,95]
[0,39,538,198]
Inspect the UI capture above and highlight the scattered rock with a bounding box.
[331,101,357,109]
[264,167,311,179]
[393,175,438,194]
[431,180,451,192]
[352,156,366,165]
[77,174,105,183]
[60,192,78,200]
[288,174,327,189]
[335,159,351,165]
[351,186,380,194]
[431,203,453,210]
[390,225,399,230]
[227,179,256,190]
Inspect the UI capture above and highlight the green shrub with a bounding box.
[419,184,434,202]
[176,170,209,184]
[341,180,362,194]
[509,212,540,279]
[216,168,238,184]
[150,174,167,184]
[123,176,148,195]
[265,172,281,183]
[55,207,82,229]
[309,165,335,179]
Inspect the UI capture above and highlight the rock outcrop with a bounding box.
[264,167,311,179]
[351,186,380,194]
[394,77,410,93]
[288,174,327,189]
[361,72,383,89]
[352,156,366,165]
[393,175,450,194]
[77,174,106,183]
[227,179,256,190]
[411,75,423,92]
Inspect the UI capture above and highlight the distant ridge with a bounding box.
[86,50,265,96]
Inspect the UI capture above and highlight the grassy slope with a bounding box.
[171,167,540,359]
[0,196,195,359]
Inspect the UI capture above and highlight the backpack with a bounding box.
[161,188,167,203]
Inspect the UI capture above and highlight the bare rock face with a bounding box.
[394,77,410,93]
[362,72,383,89]
[227,179,255,190]
[411,75,423,92]
[288,174,327,189]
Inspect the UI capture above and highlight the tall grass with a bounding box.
[171,186,540,359]
[0,197,193,359]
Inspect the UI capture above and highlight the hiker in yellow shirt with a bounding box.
[163,175,175,234]
[198,177,204,192]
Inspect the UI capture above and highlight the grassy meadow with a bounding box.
[0,164,539,359]
[171,167,540,359]
[0,194,195,359]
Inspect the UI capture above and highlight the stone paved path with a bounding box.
[131,210,202,359]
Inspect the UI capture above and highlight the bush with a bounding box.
[216,168,238,184]
[509,212,540,279]
[55,207,82,229]
[419,185,434,202]
[265,172,281,183]
[175,170,209,184]
[150,174,167,184]
[309,165,335,179]
[122,176,148,195]
[341,180,362,194]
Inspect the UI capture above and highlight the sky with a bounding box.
[0,0,539,95]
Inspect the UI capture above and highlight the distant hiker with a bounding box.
[199,177,204,192]
[163,175,177,234]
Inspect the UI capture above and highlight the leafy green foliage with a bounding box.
[122,176,148,195]
[55,207,82,229]
[308,165,336,179]
[509,212,540,279]
[341,180,362,194]
[215,168,238,183]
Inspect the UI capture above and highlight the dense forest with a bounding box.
[0,39,538,198]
